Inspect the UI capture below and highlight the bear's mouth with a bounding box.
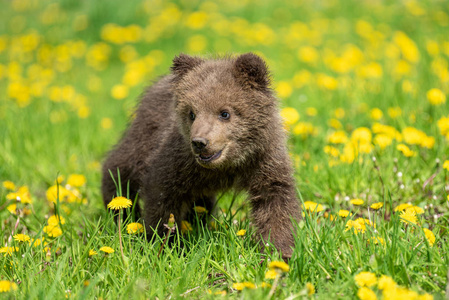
[198,150,222,163]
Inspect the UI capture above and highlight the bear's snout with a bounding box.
[191,137,208,153]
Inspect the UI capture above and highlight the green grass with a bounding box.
[1,0,449,298]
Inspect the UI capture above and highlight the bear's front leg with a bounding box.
[248,162,301,259]
[141,181,192,237]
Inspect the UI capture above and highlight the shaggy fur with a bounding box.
[102,53,301,258]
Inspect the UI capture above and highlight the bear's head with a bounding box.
[172,53,282,169]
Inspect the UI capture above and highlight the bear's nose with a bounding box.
[191,137,208,152]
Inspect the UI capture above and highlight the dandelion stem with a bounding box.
[268,274,280,299]
[118,210,126,264]
[157,230,170,258]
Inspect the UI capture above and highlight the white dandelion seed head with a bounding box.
[397,172,403,177]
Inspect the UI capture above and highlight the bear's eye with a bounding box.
[189,111,195,121]
[220,111,230,120]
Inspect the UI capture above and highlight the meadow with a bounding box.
[1,0,449,298]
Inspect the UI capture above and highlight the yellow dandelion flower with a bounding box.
[180,220,192,233]
[327,131,348,144]
[0,247,19,256]
[350,198,364,206]
[260,282,271,288]
[317,73,338,90]
[370,237,386,246]
[351,127,372,144]
[276,81,293,99]
[335,108,345,119]
[402,127,427,145]
[374,134,393,149]
[345,220,363,234]
[443,160,449,171]
[303,201,324,213]
[66,174,86,187]
[242,282,255,289]
[126,222,144,234]
[232,283,245,291]
[13,234,30,243]
[397,144,416,157]
[357,287,377,300]
[48,215,66,226]
[89,249,98,256]
[426,88,446,105]
[213,290,227,295]
[44,225,63,237]
[280,107,300,126]
[437,116,449,137]
[306,107,318,116]
[406,206,424,215]
[345,218,375,234]
[423,228,435,246]
[298,46,319,64]
[328,118,343,130]
[378,275,396,290]
[111,84,129,100]
[99,246,114,254]
[46,185,71,203]
[186,11,208,29]
[31,238,44,247]
[418,294,434,300]
[338,210,352,218]
[394,203,413,212]
[2,181,16,190]
[400,209,417,225]
[370,202,383,210]
[268,261,290,273]
[194,206,208,214]
[6,204,17,214]
[265,269,278,279]
[236,229,246,236]
[6,186,32,204]
[306,282,315,295]
[107,196,132,210]
[0,280,18,293]
[293,122,316,137]
[354,271,377,287]
[324,145,340,157]
[370,108,383,120]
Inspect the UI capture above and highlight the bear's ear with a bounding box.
[171,54,204,78]
[232,53,270,90]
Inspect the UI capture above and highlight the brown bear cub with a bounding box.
[102,53,301,258]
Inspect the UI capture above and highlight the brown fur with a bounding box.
[102,53,301,258]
